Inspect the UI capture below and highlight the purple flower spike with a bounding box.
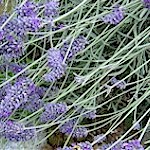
[9,63,26,74]
[19,16,42,32]
[59,119,88,138]
[47,48,64,68]
[0,84,11,100]
[143,0,150,9]
[110,77,126,89]
[75,106,96,119]
[20,94,44,113]
[122,139,144,150]
[61,36,88,60]
[0,77,36,119]
[0,62,26,74]
[99,139,144,150]
[0,120,36,142]
[44,67,66,82]
[102,6,124,25]
[44,0,59,19]
[0,36,24,59]
[73,126,88,138]
[44,48,66,82]
[16,1,38,17]
[40,102,68,123]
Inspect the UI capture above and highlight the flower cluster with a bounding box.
[44,0,59,19]
[0,77,36,119]
[75,106,97,119]
[40,102,68,123]
[0,120,35,142]
[100,139,144,150]
[121,139,144,150]
[0,83,11,100]
[35,85,59,98]
[143,0,150,9]
[44,48,66,82]
[44,36,88,82]
[0,32,24,59]
[59,119,88,138]
[0,62,26,74]
[102,6,124,25]
[16,1,38,17]
[20,94,44,113]
[0,0,60,59]
[60,36,88,60]
[16,1,41,31]
[110,77,126,89]
[0,14,24,58]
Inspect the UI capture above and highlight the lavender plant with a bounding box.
[0,0,149,149]
[0,120,35,142]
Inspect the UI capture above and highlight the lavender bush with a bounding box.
[0,0,149,149]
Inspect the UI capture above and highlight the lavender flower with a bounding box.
[47,48,64,68]
[0,17,26,40]
[0,13,9,27]
[20,94,44,113]
[44,67,66,82]
[102,6,124,25]
[121,139,144,150]
[110,77,126,89]
[0,15,27,41]
[100,142,122,150]
[0,3,42,59]
[0,77,36,119]
[0,62,26,74]
[0,35,24,59]
[35,86,59,98]
[99,140,144,150]
[7,62,26,74]
[143,0,150,9]
[60,36,88,60]
[18,16,42,32]
[0,83,11,100]
[35,86,48,97]
[73,127,88,138]
[40,102,68,123]
[0,14,25,59]
[93,134,106,143]
[83,110,96,119]
[16,1,38,17]
[59,119,88,138]
[44,48,66,82]
[75,106,96,119]
[0,120,35,142]
[44,0,59,19]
